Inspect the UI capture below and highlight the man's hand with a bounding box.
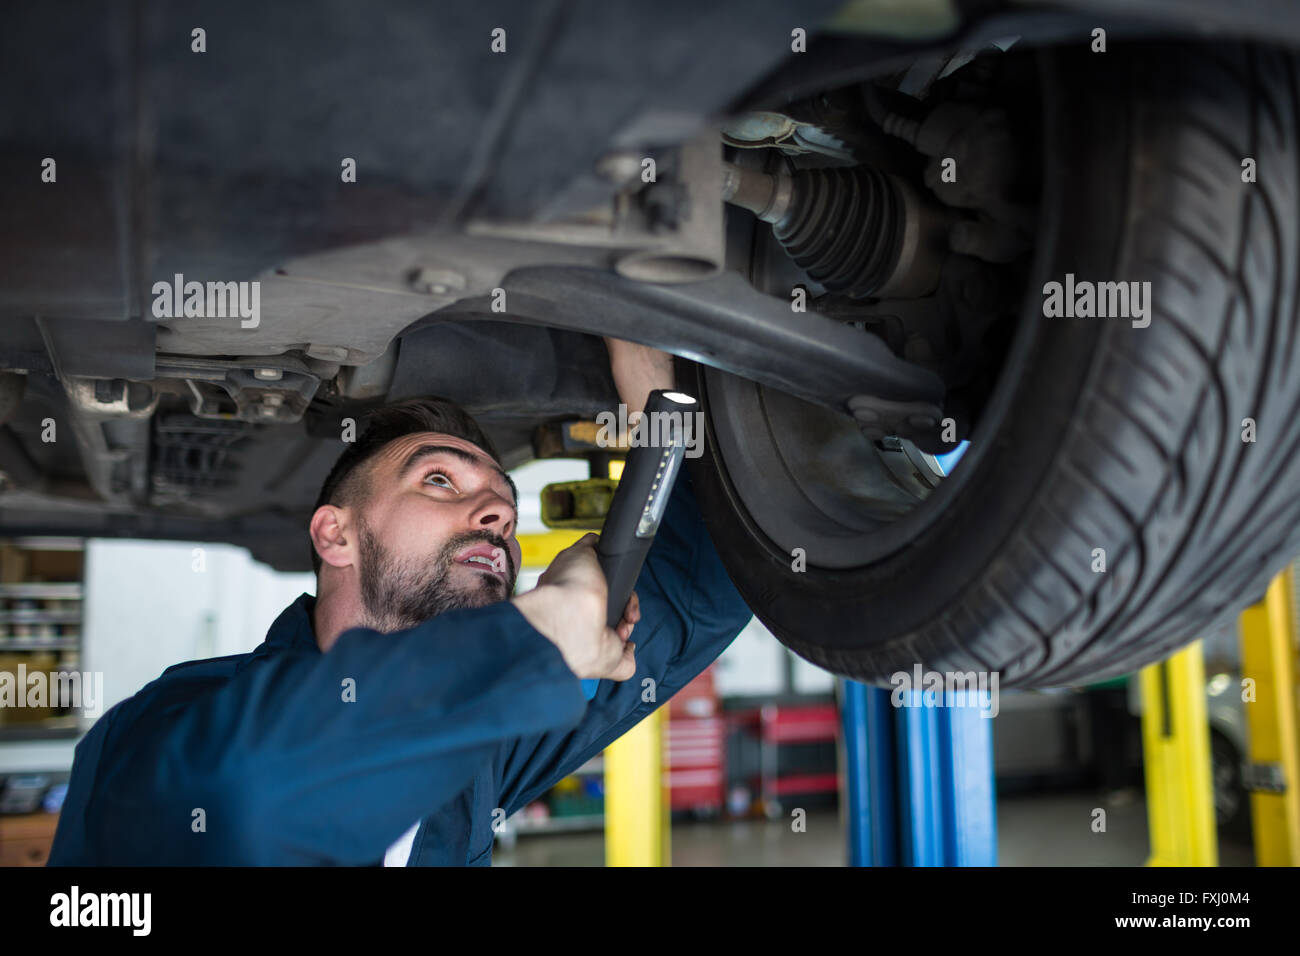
[511,533,639,681]
[603,337,676,416]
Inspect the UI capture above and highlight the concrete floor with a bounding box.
[493,788,1256,866]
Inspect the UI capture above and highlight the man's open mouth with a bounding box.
[453,543,509,580]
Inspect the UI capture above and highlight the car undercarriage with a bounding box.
[6,0,1300,686]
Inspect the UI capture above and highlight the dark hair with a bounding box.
[310,397,504,573]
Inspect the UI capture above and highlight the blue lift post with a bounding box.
[937,688,998,865]
[843,680,898,866]
[842,680,997,866]
[840,444,995,866]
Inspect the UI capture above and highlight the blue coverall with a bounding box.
[47,468,752,865]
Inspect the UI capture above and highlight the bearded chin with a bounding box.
[357,524,510,634]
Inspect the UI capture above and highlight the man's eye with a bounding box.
[424,471,455,490]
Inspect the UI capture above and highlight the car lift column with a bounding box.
[605,708,669,866]
[842,680,997,866]
[1237,564,1300,866]
[1140,640,1217,866]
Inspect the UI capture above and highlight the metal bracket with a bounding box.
[848,394,944,443]
[154,355,321,424]
[1243,762,1287,794]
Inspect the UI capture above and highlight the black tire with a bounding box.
[1210,731,1252,841]
[689,41,1300,687]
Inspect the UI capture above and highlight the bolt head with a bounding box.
[408,267,465,296]
[595,151,643,185]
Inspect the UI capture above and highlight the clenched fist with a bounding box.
[511,533,639,681]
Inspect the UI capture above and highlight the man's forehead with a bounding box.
[376,431,495,468]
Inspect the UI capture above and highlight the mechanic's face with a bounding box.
[352,432,521,633]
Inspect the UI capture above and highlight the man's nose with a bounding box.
[469,492,515,538]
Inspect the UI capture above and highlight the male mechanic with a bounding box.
[48,339,752,865]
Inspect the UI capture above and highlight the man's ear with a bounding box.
[310,504,356,570]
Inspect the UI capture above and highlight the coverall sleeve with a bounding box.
[495,466,753,818]
[74,602,587,864]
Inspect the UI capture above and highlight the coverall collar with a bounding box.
[261,592,321,655]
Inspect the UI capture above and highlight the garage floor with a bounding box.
[493,791,1256,866]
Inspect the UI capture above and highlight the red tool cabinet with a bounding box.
[664,667,726,813]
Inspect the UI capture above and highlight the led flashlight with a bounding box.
[596,389,698,627]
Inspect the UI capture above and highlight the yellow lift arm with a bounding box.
[1237,565,1300,866]
[1140,639,1218,866]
